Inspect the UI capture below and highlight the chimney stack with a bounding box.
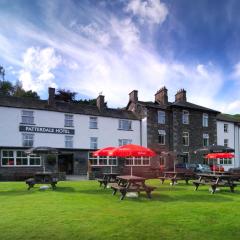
[129,90,138,103]
[155,86,168,105]
[48,87,55,106]
[175,89,187,102]
[96,94,105,111]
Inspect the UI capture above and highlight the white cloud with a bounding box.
[19,47,61,92]
[125,0,168,24]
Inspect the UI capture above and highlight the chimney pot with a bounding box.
[155,86,168,105]
[129,90,138,103]
[48,87,55,106]
[175,89,187,102]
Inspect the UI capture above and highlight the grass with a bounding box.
[0,180,240,240]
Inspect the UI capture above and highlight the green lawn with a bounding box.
[0,180,240,240]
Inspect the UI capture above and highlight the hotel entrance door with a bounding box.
[58,154,74,174]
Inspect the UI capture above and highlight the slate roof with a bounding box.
[0,96,139,120]
[217,114,240,123]
[137,100,219,113]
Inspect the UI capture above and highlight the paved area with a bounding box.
[66,175,88,181]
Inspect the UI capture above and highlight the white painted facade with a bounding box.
[0,106,141,149]
[217,120,240,170]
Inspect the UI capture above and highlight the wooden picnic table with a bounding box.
[25,172,58,190]
[97,173,119,188]
[193,173,237,194]
[158,171,196,185]
[110,175,156,200]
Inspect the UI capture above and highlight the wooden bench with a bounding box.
[193,180,237,194]
[26,173,58,190]
[110,182,156,200]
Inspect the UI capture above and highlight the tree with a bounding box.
[55,89,77,102]
[0,80,14,96]
[13,81,40,99]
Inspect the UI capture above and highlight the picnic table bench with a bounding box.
[159,171,196,185]
[25,172,58,190]
[96,173,119,188]
[193,173,237,194]
[110,175,156,200]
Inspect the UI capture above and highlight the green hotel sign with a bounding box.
[19,125,75,135]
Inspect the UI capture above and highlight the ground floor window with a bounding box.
[219,158,232,165]
[1,150,41,166]
[88,152,118,166]
[125,157,150,166]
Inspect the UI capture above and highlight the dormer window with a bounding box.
[182,110,189,124]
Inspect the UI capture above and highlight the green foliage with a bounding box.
[55,89,77,102]
[0,80,40,99]
[0,180,240,240]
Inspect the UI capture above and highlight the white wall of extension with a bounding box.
[0,106,141,149]
[217,121,239,170]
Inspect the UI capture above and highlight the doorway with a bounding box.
[58,154,74,174]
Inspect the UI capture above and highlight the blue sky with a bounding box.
[0,0,240,113]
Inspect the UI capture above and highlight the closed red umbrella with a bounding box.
[109,144,156,176]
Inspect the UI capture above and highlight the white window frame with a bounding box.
[118,139,132,146]
[118,119,132,131]
[158,130,166,145]
[88,152,118,166]
[224,139,228,147]
[22,133,34,147]
[89,116,98,129]
[1,150,41,167]
[203,133,209,147]
[219,158,233,165]
[182,132,189,146]
[90,137,98,149]
[65,114,74,127]
[125,157,150,166]
[158,111,165,124]
[65,135,73,148]
[21,110,34,125]
[182,110,189,124]
[203,113,208,127]
[224,124,228,133]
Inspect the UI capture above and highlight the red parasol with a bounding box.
[93,147,116,157]
[204,153,235,159]
[109,144,156,176]
[108,144,156,158]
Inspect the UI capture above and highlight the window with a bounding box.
[16,151,28,165]
[203,133,209,147]
[90,137,98,149]
[158,130,166,145]
[203,113,208,127]
[118,139,132,146]
[118,119,132,131]
[182,132,189,146]
[219,158,232,165]
[65,114,74,127]
[22,133,34,147]
[224,124,228,133]
[1,150,14,166]
[125,157,150,166]
[65,136,73,148]
[182,110,189,124]
[1,150,41,166]
[158,111,165,124]
[224,139,228,147]
[21,110,34,124]
[88,152,117,166]
[89,117,98,129]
